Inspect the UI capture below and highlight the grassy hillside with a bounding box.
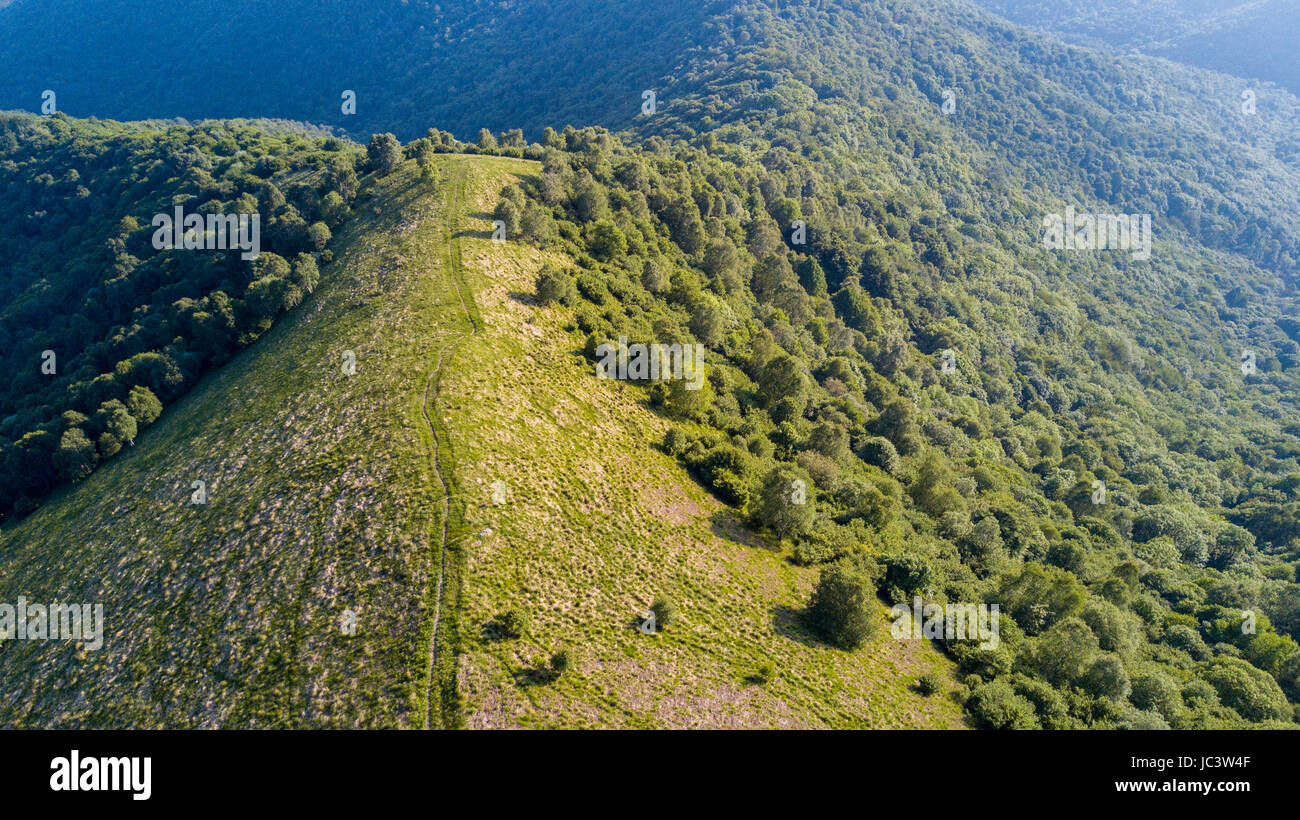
[0,152,963,728]
[444,161,964,728]
[0,155,475,727]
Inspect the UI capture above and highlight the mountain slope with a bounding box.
[0,0,722,142]
[0,155,487,726]
[3,0,1299,730]
[4,0,1297,283]
[445,167,963,728]
[0,152,965,728]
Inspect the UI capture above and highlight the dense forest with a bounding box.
[0,113,362,517]
[0,0,722,142]
[2,0,1299,729]
[455,115,1300,727]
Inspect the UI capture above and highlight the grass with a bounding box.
[0,153,967,728]
[443,161,968,729]
[0,156,484,727]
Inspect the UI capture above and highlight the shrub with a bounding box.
[807,561,878,649]
[497,609,530,639]
[1130,670,1183,723]
[53,428,97,482]
[881,553,934,601]
[709,468,750,507]
[662,427,688,456]
[1119,706,1171,730]
[859,436,901,475]
[1200,657,1291,722]
[493,199,521,236]
[1033,617,1099,687]
[587,220,627,261]
[967,679,1040,729]
[650,595,676,631]
[752,463,814,540]
[917,672,942,696]
[1081,653,1131,702]
[535,265,577,305]
[365,133,402,176]
[1081,599,1140,656]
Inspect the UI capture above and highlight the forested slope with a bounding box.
[1,0,1298,729]
[0,113,362,520]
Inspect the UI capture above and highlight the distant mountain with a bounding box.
[0,0,722,141]
[3,1,1299,282]
[974,0,1300,95]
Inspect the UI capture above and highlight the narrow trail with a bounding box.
[421,162,479,730]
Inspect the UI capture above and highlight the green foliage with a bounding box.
[807,561,879,650]
[917,672,942,696]
[650,595,677,631]
[6,0,1300,729]
[0,114,361,519]
[1081,654,1131,702]
[497,609,531,639]
[1130,670,1184,724]
[967,679,1040,729]
[1033,617,1099,688]
[53,428,97,482]
[586,220,627,261]
[881,553,935,602]
[366,133,403,176]
[752,463,814,541]
[1199,657,1292,723]
[535,264,577,306]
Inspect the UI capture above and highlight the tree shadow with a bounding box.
[770,604,831,649]
[626,612,658,634]
[710,510,777,552]
[742,666,775,686]
[512,662,560,687]
[480,614,521,643]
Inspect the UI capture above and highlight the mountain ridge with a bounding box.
[2,0,1299,730]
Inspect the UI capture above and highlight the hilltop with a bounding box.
[0,153,964,727]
